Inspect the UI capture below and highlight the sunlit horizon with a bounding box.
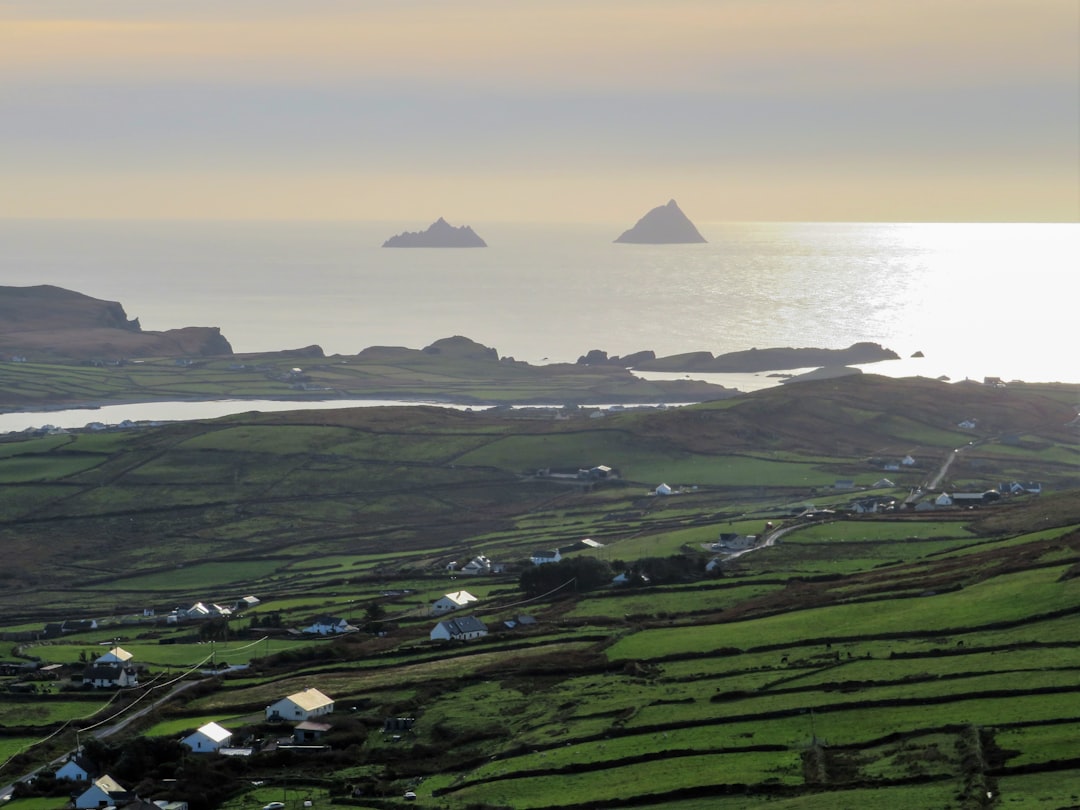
[1,1,1076,224]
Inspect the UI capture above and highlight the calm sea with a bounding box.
[1,219,1077,388]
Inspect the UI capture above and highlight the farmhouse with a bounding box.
[303,615,356,635]
[459,555,492,575]
[74,775,130,809]
[182,721,233,753]
[711,533,756,551]
[431,590,478,615]
[84,647,138,688]
[530,549,561,565]
[55,753,98,782]
[430,615,488,641]
[185,602,232,619]
[266,687,335,722]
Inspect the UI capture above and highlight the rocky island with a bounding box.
[382,217,487,248]
[614,199,707,244]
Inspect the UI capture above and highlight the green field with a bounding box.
[1,375,1079,809]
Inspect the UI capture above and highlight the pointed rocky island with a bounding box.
[614,199,707,244]
[382,217,487,248]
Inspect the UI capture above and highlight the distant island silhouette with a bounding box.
[383,218,487,248]
[615,199,706,244]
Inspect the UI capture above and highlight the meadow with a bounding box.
[1,375,1079,808]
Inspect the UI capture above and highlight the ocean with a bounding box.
[1,219,1077,388]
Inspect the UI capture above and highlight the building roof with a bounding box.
[192,721,232,743]
[90,775,127,795]
[440,591,477,606]
[294,720,333,732]
[98,646,133,663]
[310,615,346,626]
[439,616,488,636]
[282,687,334,711]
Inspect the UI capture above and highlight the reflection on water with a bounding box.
[0,399,478,434]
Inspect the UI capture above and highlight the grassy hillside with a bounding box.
[1,375,1078,809]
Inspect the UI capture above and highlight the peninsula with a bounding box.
[382,217,487,247]
[614,199,707,244]
[0,284,231,360]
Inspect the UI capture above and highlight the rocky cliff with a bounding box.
[0,285,233,360]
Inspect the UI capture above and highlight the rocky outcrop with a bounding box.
[382,218,487,248]
[422,336,499,360]
[356,336,500,364]
[614,199,706,244]
[580,343,900,373]
[0,284,234,360]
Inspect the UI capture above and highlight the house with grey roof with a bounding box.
[430,615,488,642]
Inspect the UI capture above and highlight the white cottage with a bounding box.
[302,615,355,635]
[182,721,233,753]
[74,775,129,809]
[84,647,138,688]
[430,616,488,642]
[266,687,335,722]
[431,591,478,615]
[529,549,561,565]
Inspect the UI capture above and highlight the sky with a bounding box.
[1,0,1077,223]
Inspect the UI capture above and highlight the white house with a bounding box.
[654,483,673,496]
[83,662,139,688]
[182,721,233,753]
[430,616,488,642]
[55,754,97,782]
[710,533,756,551]
[74,775,129,809]
[85,647,138,688]
[902,455,916,466]
[186,602,232,619]
[459,555,492,575]
[302,615,356,635]
[431,591,478,615]
[530,549,561,566]
[266,687,335,722]
[935,492,954,506]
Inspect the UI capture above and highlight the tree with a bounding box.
[520,557,611,597]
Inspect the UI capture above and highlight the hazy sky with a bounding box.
[1,0,1077,222]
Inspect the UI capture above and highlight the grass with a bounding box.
[0,375,1078,809]
[607,565,1080,661]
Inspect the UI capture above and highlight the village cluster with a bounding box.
[44,687,336,810]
